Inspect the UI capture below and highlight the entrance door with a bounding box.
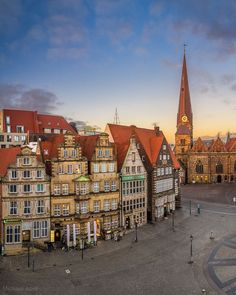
[217,175,222,183]
[125,217,131,229]
[22,230,30,242]
[55,229,61,242]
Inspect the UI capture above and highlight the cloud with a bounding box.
[0,84,62,112]
[221,74,236,85]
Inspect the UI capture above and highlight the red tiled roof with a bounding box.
[226,138,236,151]
[40,134,65,161]
[0,147,21,177]
[77,135,99,161]
[107,124,179,169]
[209,137,226,152]
[37,114,76,134]
[4,109,39,133]
[2,109,76,135]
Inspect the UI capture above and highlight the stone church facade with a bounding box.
[175,52,236,184]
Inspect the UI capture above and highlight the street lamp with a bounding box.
[190,200,192,215]
[80,236,85,260]
[135,221,138,243]
[188,235,193,264]
[172,211,175,232]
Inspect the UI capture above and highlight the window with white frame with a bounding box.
[44,128,51,133]
[36,170,43,178]
[23,200,31,215]
[37,200,44,214]
[93,182,99,193]
[76,203,80,214]
[9,184,17,193]
[93,201,100,212]
[54,184,60,195]
[23,184,31,193]
[80,182,89,195]
[104,181,110,192]
[41,220,48,237]
[111,181,116,191]
[93,163,99,173]
[132,166,136,174]
[6,225,21,244]
[6,116,10,124]
[23,157,30,165]
[105,149,110,157]
[62,183,69,195]
[111,199,118,210]
[161,168,164,175]
[63,149,68,158]
[62,204,69,216]
[97,149,103,157]
[163,144,166,150]
[167,154,170,160]
[126,167,130,174]
[36,183,44,192]
[11,170,17,179]
[33,221,40,238]
[137,166,142,173]
[165,167,169,175]
[58,165,64,174]
[108,163,115,172]
[104,200,110,211]
[132,152,135,162]
[71,149,77,158]
[54,129,60,134]
[16,125,24,133]
[169,167,172,174]
[101,163,107,173]
[163,154,167,160]
[9,201,17,215]
[159,154,162,160]
[80,201,88,214]
[68,164,73,174]
[14,135,20,142]
[23,170,31,178]
[54,204,61,216]
[156,178,173,193]
[157,168,161,176]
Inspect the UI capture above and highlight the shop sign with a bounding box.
[122,175,145,181]
[4,219,21,224]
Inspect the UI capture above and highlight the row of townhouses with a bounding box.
[0,125,180,255]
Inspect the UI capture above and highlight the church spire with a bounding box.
[177,48,193,130]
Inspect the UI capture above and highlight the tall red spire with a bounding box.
[176,50,193,130]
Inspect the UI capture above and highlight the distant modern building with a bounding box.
[175,52,236,184]
[106,124,180,223]
[0,109,76,148]
[0,146,50,255]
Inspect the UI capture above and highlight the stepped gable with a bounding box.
[191,137,208,152]
[209,137,227,152]
[0,147,21,177]
[226,138,236,152]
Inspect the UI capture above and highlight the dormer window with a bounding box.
[23,157,30,165]
[16,125,24,133]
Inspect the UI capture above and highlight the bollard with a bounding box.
[210,231,214,240]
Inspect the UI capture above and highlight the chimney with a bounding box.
[154,126,160,135]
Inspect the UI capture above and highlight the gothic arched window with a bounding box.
[195,161,203,174]
[216,162,223,174]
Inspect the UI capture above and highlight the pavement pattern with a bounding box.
[1,183,236,295]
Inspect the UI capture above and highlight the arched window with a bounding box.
[216,162,223,174]
[195,161,203,174]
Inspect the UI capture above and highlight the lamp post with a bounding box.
[188,235,193,264]
[135,221,138,243]
[81,237,84,260]
[172,211,175,232]
[190,200,192,215]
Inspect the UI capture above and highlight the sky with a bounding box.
[1,0,236,143]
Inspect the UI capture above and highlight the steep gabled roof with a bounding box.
[0,147,21,177]
[209,137,226,152]
[77,135,100,161]
[226,138,236,152]
[107,124,179,169]
[191,137,208,152]
[40,134,65,161]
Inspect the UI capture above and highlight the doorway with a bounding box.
[22,230,30,242]
[217,175,222,183]
[55,229,61,242]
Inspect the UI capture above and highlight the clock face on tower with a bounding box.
[181,115,188,123]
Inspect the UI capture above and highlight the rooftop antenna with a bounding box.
[113,108,120,125]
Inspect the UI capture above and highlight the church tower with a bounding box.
[175,49,193,169]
